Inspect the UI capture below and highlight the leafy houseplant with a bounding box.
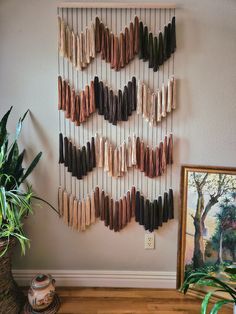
[0,107,52,313]
[182,267,236,314]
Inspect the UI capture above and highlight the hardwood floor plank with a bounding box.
[55,288,232,314]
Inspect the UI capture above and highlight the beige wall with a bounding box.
[0,0,236,272]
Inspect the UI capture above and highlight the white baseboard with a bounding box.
[13,270,176,288]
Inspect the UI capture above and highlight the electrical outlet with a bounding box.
[144,233,155,249]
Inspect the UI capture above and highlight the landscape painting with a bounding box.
[178,166,236,292]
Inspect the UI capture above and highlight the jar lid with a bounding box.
[32,274,51,289]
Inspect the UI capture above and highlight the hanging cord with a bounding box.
[57,7,62,189]
[81,8,85,198]
[119,8,122,198]
[76,7,80,199]
[72,8,76,198]
[170,8,175,189]
[62,8,67,190]
[86,8,89,197]
[66,8,73,196]
[164,8,168,193]
[91,7,94,192]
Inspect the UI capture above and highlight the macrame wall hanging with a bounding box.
[57,2,176,233]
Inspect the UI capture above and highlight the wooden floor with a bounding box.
[56,288,232,314]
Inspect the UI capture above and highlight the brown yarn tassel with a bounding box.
[89,80,96,114]
[105,27,111,63]
[149,148,155,178]
[70,88,76,122]
[140,141,145,172]
[100,23,106,60]
[91,191,96,224]
[72,199,78,230]
[136,136,141,168]
[108,144,113,176]
[167,134,173,165]
[119,32,125,68]
[155,146,160,177]
[162,136,167,173]
[65,83,71,119]
[110,33,115,69]
[124,27,130,64]
[159,141,163,175]
[114,35,120,71]
[85,195,91,226]
[95,16,101,53]
[129,22,134,60]
[69,194,74,227]
[95,186,100,218]
[100,190,105,221]
[131,186,136,217]
[75,94,80,126]
[63,191,69,225]
[58,187,63,217]
[104,195,110,227]
[126,191,131,222]
[77,201,82,231]
[119,199,123,231]
[134,16,139,54]
[79,90,86,123]
[109,198,114,230]
[114,201,119,232]
[122,196,127,228]
[62,80,66,111]
[144,146,150,176]
[58,76,62,110]
[81,199,86,231]
[85,85,90,118]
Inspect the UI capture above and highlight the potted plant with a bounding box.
[0,107,57,313]
[182,266,236,314]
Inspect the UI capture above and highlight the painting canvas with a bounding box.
[177,165,236,292]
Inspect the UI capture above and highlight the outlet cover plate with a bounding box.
[144,233,155,249]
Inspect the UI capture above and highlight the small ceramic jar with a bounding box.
[28,274,56,311]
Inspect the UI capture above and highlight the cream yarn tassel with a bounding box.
[157,89,162,122]
[132,134,137,166]
[77,201,82,231]
[108,144,113,176]
[72,199,78,229]
[161,83,167,118]
[167,78,173,113]
[137,80,143,114]
[121,142,127,173]
[81,199,86,231]
[90,23,95,58]
[76,35,82,70]
[72,31,77,67]
[172,76,176,109]
[104,140,109,172]
[69,194,74,227]
[63,191,69,225]
[85,195,91,226]
[127,136,132,168]
[98,136,104,168]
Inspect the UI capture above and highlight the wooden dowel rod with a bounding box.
[58,2,176,9]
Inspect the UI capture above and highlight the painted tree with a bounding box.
[210,196,236,263]
[189,172,236,269]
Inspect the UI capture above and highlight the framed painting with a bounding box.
[177,165,236,297]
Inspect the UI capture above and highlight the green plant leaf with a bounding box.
[0,186,7,219]
[209,300,234,314]
[19,152,42,184]
[201,292,213,314]
[0,107,12,148]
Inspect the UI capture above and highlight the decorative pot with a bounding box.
[0,237,25,314]
[28,274,56,311]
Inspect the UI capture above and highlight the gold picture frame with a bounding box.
[177,165,236,297]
